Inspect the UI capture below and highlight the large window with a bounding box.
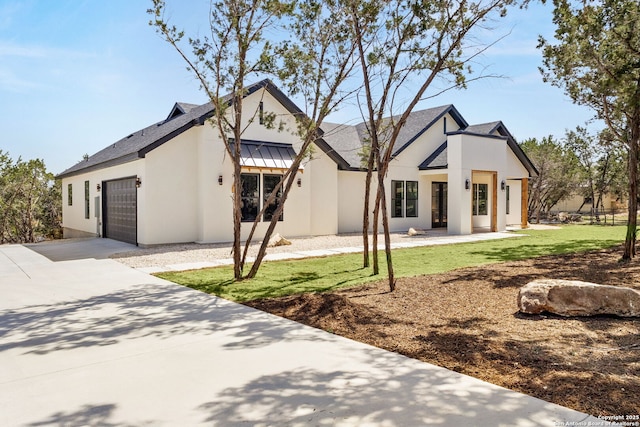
[473,183,488,216]
[240,173,284,222]
[84,181,90,219]
[391,180,418,218]
[241,174,259,222]
[68,183,73,206]
[263,174,283,221]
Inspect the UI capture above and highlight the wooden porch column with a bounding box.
[521,178,529,229]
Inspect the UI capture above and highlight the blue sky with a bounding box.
[0,0,598,174]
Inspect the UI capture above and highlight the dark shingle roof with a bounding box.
[419,141,448,170]
[57,80,351,179]
[321,105,468,170]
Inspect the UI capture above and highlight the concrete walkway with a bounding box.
[0,243,610,426]
[137,231,524,274]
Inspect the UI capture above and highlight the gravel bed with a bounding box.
[110,231,447,269]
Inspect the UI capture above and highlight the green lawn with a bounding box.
[157,224,626,302]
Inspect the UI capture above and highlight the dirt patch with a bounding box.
[246,247,640,417]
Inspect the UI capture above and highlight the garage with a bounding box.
[102,177,137,245]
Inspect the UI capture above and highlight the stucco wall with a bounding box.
[61,160,144,239]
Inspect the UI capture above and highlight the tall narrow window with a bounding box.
[473,183,488,216]
[259,101,264,125]
[263,174,283,221]
[68,183,73,206]
[406,181,418,217]
[506,185,510,215]
[391,180,404,218]
[240,174,259,222]
[84,181,90,219]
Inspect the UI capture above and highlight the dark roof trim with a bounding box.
[446,130,508,140]
[418,141,448,170]
[392,105,468,158]
[57,153,142,179]
[492,122,539,178]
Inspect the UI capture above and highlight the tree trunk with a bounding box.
[232,160,243,280]
[377,174,394,291]
[371,181,382,275]
[362,151,375,268]
[623,122,639,260]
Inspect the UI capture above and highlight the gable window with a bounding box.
[259,101,264,125]
[241,174,260,222]
[84,181,90,219]
[68,184,73,206]
[473,183,488,216]
[263,174,283,221]
[391,180,418,218]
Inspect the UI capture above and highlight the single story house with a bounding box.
[57,79,537,246]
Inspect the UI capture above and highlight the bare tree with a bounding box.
[348,0,524,291]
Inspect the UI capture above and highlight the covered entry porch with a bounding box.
[418,171,528,235]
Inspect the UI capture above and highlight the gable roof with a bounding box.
[321,105,467,170]
[57,79,350,179]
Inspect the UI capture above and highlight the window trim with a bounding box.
[391,180,404,218]
[240,172,285,223]
[68,183,73,206]
[506,185,510,215]
[406,181,418,218]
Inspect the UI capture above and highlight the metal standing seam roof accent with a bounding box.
[237,140,302,170]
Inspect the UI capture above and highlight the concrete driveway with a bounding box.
[0,242,609,426]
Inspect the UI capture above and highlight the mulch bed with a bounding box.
[245,246,640,417]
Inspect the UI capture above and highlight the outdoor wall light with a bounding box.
[465,178,470,190]
[501,180,506,191]
[136,177,142,188]
[218,175,223,185]
[96,183,101,192]
[297,177,302,187]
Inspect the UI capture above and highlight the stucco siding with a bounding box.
[61,161,144,240]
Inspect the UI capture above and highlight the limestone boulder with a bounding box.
[408,228,426,236]
[267,233,291,247]
[517,279,640,317]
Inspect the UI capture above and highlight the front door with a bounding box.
[432,182,447,228]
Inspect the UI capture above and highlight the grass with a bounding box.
[156,224,626,302]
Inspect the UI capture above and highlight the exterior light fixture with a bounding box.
[136,177,142,188]
[96,183,101,192]
[297,177,302,187]
[465,178,470,190]
[501,180,506,191]
[218,175,223,185]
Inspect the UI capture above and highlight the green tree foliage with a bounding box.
[0,151,62,243]
[564,126,626,216]
[521,136,581,222]
[539,0,640,259]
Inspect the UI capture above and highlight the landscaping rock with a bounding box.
[267,233,291,247]
[408,227,426,236]
[518,279,640,317]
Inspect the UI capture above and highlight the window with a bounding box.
[473,183,488,216]
[391,180,418,218]
[506,185,510,215]
[406,181,418,217]
[68,183,73,206]
[259,101,264,125]
[84,181,90,219]
[240,173,284,222]
[392,181,404,218]
[241,174,259,222]
[263,174,283,221]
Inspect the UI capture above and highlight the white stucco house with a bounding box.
[57,79,537,246]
